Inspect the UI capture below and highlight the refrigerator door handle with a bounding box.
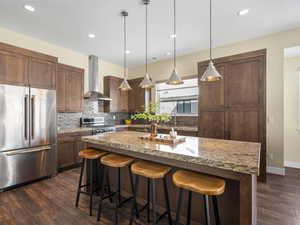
[31,95,35,139]
[5,146,51,156]
[24,94,29,140]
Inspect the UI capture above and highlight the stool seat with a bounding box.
[101,154,135,168]
[131,161,171,179]
[79,149,106,160]
[173,170,225,196]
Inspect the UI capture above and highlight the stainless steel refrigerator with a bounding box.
[0,84,57,191]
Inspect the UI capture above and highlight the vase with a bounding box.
[150,123,158,137]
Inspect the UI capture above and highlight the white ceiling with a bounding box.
[0,0,300,68]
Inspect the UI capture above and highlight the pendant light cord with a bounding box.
[173,0,176,69]
[123,14,127,79]
[145,2,148,75]
[209,0,212,61]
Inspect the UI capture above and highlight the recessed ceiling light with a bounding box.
[24,4,35,12]
[125,50,131,54]
[88,33,96,39]
[237,8,250,16]
[170,34,176,39]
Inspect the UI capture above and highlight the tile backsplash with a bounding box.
[58,99,197,129]
[57,99,130,129]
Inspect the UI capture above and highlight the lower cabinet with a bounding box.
[57,131,92,171]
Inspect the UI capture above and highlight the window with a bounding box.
[156,78,198,115]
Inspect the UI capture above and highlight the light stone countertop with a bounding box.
[82,131,261,175]
[116,124,198,132]
[58,127,93,135]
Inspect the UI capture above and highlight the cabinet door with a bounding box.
[198,111,225,139]
[66,70,83,112]
[0,49,29,86]
[199,64,225,110]
[29,57,56,89]
[128,78,146,112]
[226,57,264,108]
[58,142,75,169]
[225,110,261,142]
[56,69,67,112]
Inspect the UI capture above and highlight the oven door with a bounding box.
[0,145,57,191]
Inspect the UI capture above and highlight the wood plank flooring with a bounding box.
[0,168,300,225]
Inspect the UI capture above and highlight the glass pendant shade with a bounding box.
[200,60,222,82]
[167,69,183,85]
[139,73,154,88]
[119,79,132,91]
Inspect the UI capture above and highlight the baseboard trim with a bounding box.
[284,161,300,169]
[267,167,285,175]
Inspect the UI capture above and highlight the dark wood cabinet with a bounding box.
[0,42,58,88]
[57,64,84,112]
[56,69,67,112]
[28,57,56,89]
[104,76,149,113]
[58,140,75,169]
[104,76,128,112]
[128,78,148,112]
[0,49,29,86]
[57,131,91,171]
[198,49,266,181]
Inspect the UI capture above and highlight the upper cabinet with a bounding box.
[104,76,128,112]
[0,49,29,86]
[128,78,148,112]
[29,57,56,89]
[103,76,149,113]
[57,64,84,112]
[0,42,58,89]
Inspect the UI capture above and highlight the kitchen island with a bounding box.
[82,131,260,225]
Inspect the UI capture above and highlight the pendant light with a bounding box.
[166,0,183,85]
[139,0,155,89]
[119,11,132,91]
[200,0,223,82]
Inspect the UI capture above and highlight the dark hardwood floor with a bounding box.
[0,168,300,225]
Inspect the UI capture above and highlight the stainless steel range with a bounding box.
[0,84,57,191]
[80,117,116,135]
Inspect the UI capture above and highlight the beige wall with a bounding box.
[0,27,124,92]
[284,56,300,165]
[129,27,300,169]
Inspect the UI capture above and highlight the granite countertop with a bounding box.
[116,124,198,132]
[58,127,93,135]
[82,131,260,175]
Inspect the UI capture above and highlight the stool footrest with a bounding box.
[118,196,134,208]
[138,202,150,214]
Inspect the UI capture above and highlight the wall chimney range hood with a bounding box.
[84,55,112,101]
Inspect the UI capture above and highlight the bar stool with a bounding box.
[97,153,136,225]
[75,148,107,216]
[130,160,173,225]
[172,170,226,225]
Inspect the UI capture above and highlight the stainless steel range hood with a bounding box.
[84,55,112,101]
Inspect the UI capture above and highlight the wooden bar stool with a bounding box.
[130,160,173,225]
[97,153,136,225]
[75,148,107,216]
[172,170,225,225]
